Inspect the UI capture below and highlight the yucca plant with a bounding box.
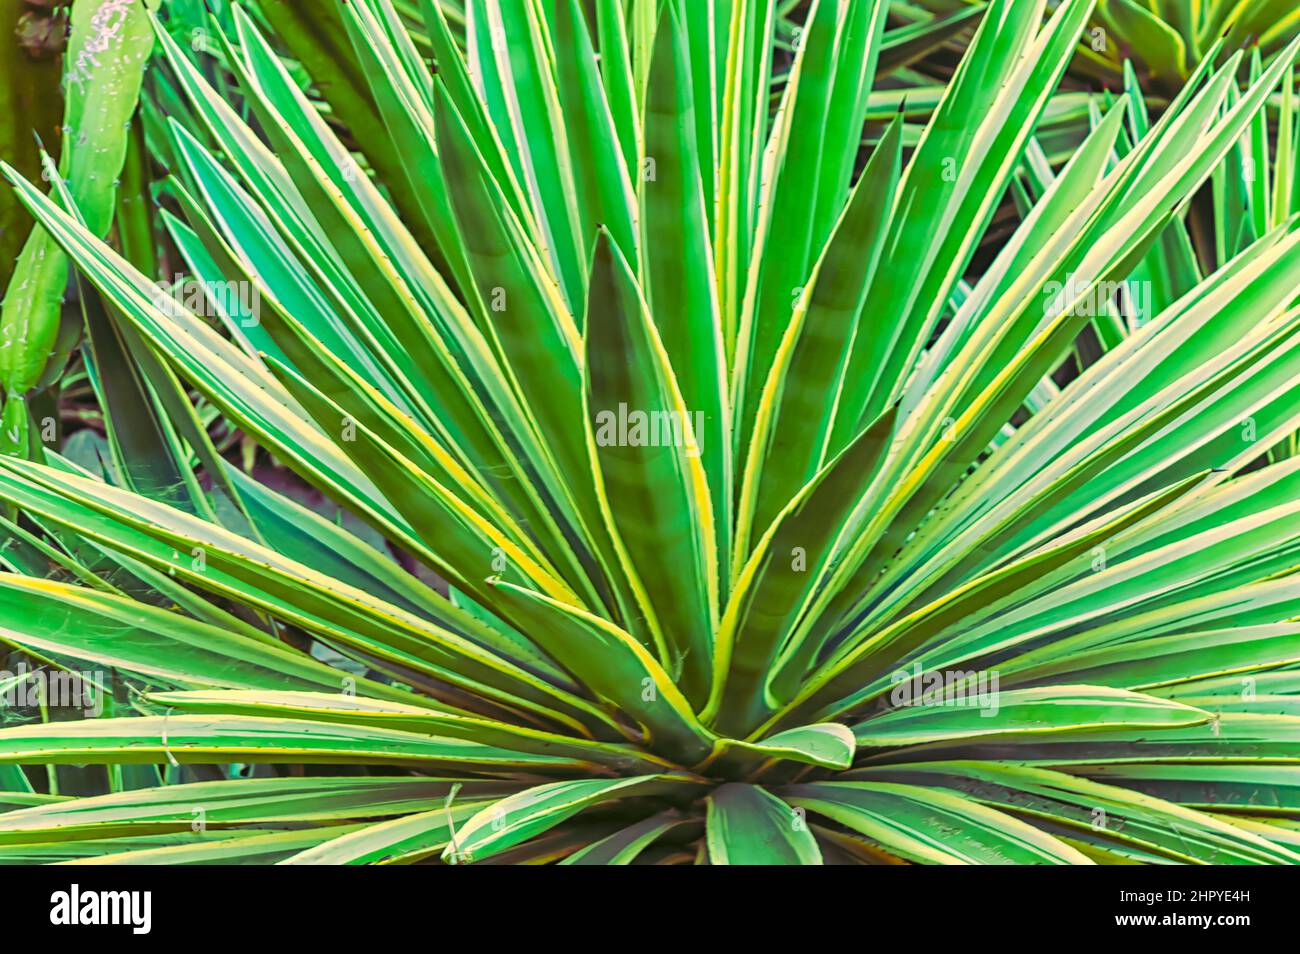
[1003,50,1296,354]
[1081,0,1298,92]
[904,0,1300,94]
[2,0,1300,865]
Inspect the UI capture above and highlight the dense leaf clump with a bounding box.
[1,0,1300,864]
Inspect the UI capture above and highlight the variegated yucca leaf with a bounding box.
[901,0,1300,93]
[1,0,1300,865]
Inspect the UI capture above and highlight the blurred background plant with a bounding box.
[0,0,152,464]
[1,1,67,289]
[0,0,69,457]
[898,0,1299,94]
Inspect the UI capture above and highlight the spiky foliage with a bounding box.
[2,0,1300,865]
[903,0,1300,93]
